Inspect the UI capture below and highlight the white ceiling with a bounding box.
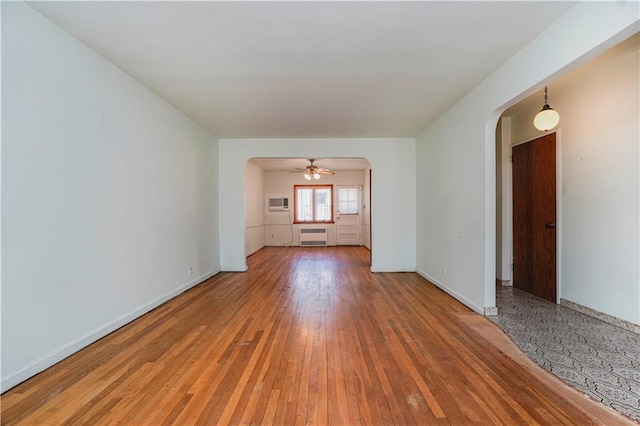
[28,1,575,139]
[250,157,370,172]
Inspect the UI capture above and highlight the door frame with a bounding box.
[505,129,562,303]
[335,184,363,246]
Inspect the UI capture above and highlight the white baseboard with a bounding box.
[221,265,248,272]
[560,298,640,334]
[484,306,499,316]
[415,269,484,315]
[1,269,220,393]
[370,267,415,273]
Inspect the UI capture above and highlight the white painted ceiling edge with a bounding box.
[250,157,370,172]
[26,1,575,138]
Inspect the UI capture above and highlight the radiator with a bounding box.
[299,227,327,246]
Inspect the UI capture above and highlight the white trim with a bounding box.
[555,129,563,304]
[416,269,484,315]
[484,113,499,310]
[484,306,499,316]
[370,267,414,273]
[498,117,513,282]
[221,265,248,272]
[560,298,640,334]
[0,269,221,392]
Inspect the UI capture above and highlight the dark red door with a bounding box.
[512,133,557,302]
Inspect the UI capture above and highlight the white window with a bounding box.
[338,187,359,214]
[294,185,333,223]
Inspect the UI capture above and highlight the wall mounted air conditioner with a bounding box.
[268,197,289,211]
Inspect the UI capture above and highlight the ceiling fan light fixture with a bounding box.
[293,159,335,180]
[533,86,560,131]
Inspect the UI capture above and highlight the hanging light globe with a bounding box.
[533,86,560,131]
[534,105,560,131]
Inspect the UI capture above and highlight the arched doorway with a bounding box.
[244,157,372,267]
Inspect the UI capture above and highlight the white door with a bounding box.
[336,185,362,246]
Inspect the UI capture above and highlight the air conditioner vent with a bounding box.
[300,228,327,234]
[300,240,326,246]
[299,227,328,246]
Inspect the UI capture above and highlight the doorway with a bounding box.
[336,185,362,245]
[243,158,372,266]
[512,133,557,302]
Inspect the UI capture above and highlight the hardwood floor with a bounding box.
[1,247,631,425]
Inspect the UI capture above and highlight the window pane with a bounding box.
[294,185,333,223]
[338,187,358,214]
[296,188,313,221]
[315,188,332,221]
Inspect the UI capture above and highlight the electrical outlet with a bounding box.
[188,266,193,276]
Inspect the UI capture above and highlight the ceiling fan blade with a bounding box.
[317,168,335,175]
[288,168,306,173]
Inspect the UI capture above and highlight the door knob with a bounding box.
[545,222,556,229]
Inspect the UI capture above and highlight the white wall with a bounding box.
[505,36,639,324]
[1,3,220,391]
[219,138,415,272]
[495,121,503,279]
[415,2,639,315]
[496,118,512,282]
[363,167,372,250]
[244,161,265,256]
[263,170,365,247]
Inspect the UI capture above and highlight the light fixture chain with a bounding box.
[544,86,548,105]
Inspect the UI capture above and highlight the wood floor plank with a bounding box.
[1,247,634,425]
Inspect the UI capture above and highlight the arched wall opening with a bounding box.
[492,32,640,324]
[243,157,372,264]
[218,138,417,273]
[416,3,637,317]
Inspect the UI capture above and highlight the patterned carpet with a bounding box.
[489,286,640,422]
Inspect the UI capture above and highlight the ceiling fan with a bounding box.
[290,159,335,180]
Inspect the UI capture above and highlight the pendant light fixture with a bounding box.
[533,85,560,131]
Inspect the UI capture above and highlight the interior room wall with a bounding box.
[496,118,513,282]
[244,161,265,256]
[506,35,639,324]
[263,170,365,247]
[2,3,220,391]
[415,2,638,314]
[218,138,415,273]
[495,121,503,280]
[363,167,372,250]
